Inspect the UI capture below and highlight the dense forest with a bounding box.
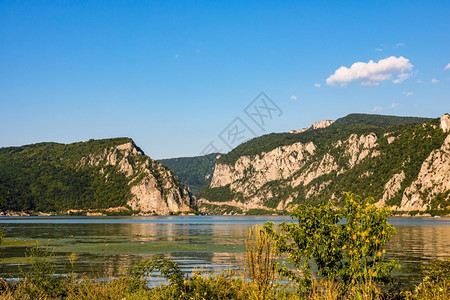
[158,153,219,194]
[0,138,135,212]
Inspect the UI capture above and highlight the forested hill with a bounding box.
[0,138,195,214]
[199,113,450,215]
[218,114,432,166]
[158,153,220,195]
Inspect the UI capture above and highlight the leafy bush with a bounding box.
[265,192,399,296]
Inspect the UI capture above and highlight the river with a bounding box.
[1,216,449,285]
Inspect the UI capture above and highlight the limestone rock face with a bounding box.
[208,132,378,212]
[378,171,405,206]
[203,114,450,213]
[345,133,378,168]
[290,120,335,134]
[400,134,450,210]
[441,113,450,133]
[81,141,195,215]
[211,142,316,195]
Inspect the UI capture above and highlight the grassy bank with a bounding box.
[0,247,448,299]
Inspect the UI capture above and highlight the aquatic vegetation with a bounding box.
[0,193,449,299]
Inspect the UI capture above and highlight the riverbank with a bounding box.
[1,209,449,217]
[1,253,449,300]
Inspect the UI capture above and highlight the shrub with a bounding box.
[265,192,399,296]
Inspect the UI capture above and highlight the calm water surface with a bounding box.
[1,216,449,284]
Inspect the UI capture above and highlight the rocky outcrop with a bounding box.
[400,134,450,211]
[81,141,195,215]
[206,129,379,212]
[345,133,378,168]
[379,171,405,207]
[291,153,338,187]
[441,113,450,133]
[201,114,450,214]
[210,142,316,195]
[290,120,335,134]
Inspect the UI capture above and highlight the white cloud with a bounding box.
[417,79,423,84]
[375,48,383,52]
[391,102,399,108]
[174,54,179,59]
[326,56,413,86]
[314,83,321,88]
[403,91,414,97]
[431,78,439,84]
[290,95,297,100]
[371,106,383,112]
[445,63,450,70]
[394,42,405,48]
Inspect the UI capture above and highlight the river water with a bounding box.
[0,216,449,284]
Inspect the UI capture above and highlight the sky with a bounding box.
[1,0,449,159]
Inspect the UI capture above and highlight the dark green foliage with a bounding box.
[158,153,219,195]
[204,114,448,212]
[132,254,185,287]
[0,138,136,212]
[198,203,244,215]
[332,113,431,127]
[245,208,282,215]
[19,246,71,298]
[130,255,247,299]
[197,184,240,203]
[265,193,398,296]
[218,113,432,166]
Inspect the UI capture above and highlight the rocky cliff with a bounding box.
[0,138,195,215]
[79,140,195,214]
[199,114,450,214]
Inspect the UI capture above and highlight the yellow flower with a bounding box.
[377,251,382,257]
[352,234,357,240]
[382,249,386,254]
[342,245,347,250]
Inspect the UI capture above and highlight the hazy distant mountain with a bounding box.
[159,153,220,195]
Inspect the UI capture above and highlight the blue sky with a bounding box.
[1,0,449,159]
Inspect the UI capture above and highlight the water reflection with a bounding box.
[0,216,449,284]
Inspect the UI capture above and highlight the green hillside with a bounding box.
[218,114,432,166]
[0,138,166,213]
[200,114,449,215]
[159,153,219,195]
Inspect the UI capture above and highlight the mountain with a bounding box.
[198,113,450,215]
[0,138,196,215]
[158,153,220,195]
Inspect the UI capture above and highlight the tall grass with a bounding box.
[245,224,277,299]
